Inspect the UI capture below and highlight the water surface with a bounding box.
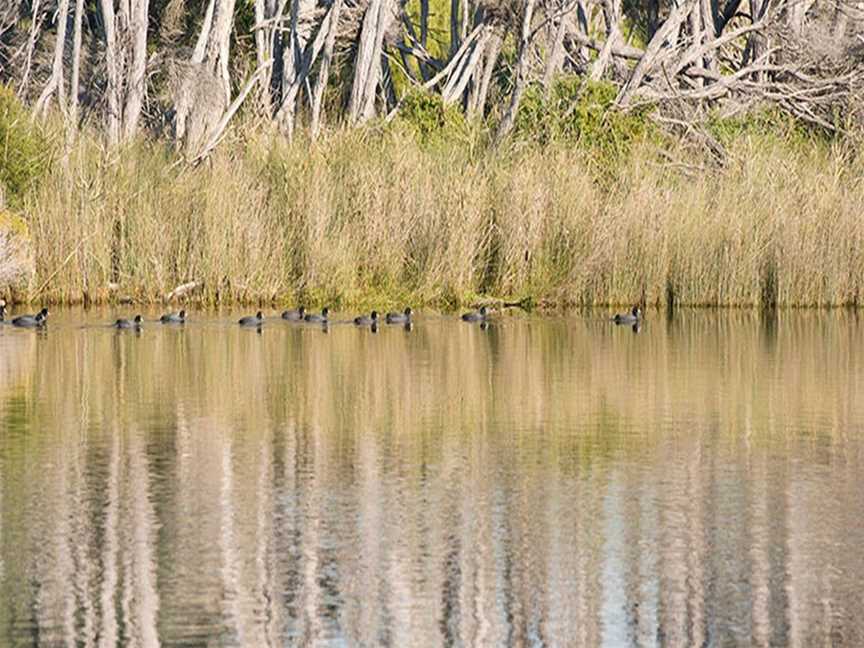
[1,308,863,646]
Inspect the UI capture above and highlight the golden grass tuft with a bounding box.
[16,125,864,308]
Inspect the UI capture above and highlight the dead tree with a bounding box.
[95,0,151,144]
[33,0,70,117]
[496,0,537,141]
[349,0,397,123]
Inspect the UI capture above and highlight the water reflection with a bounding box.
[0,308,863,646]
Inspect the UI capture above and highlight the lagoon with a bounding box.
[1,308,863,646]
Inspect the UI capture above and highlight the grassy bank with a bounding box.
[4,100,864,308]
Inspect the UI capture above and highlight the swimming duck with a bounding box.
[114,315,143,329]
[160,309,186,324]
[281,307,306,321]
[613,306,642,325]
[354,310,378,326]
[239,311,264,326]
[385,307,412,324]
[304,308,329,323]
[12,308,49,328]
[461,306,488,322]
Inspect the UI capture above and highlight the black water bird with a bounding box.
[12,308,49,328]
[239,311,264,326]
[461,306,488,322]
[304,308,329,323]
[114,315,143,329]
[160,309,186,324]
[354,311,378,326]
[385,307,412,324]
[281,307,306,321]
[613,306,642,325]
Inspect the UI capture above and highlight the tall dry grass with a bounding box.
[19,126,864,307]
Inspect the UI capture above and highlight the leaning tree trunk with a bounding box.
[542,5,570,93]
[590,0,621,81]
[495,0,537,142]
[349,0,394,124]
[20,0,44,97]
[311,0,344,137]
[33,0,70,117]
[471,31,501,116]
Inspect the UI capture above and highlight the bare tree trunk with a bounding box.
[277,0,302,133]
[311,0,344,137]
[462,0,469,42]
[100,0,122,143]
[254,0,272,112]
[590,0,620,81]
[450,0,460,56]
[688,2,704,88]
[205,0,237,103]
[173,0,235,154]
[442,28,490,103]
[174,0,215,145]
[747,0,769,81]
[193,0,216,63]
[278,0,337,133]
[784,0,814,36]
[542,8,569,94]
[349,0,393,124]
[573,0,589,62]
[68,0,85,135]
[617,0,688,106]
[469,30,501,117]
[495,0,537,142]
[700,0,718,73]
[831,1,849,41]
[123,0,150,141]
[419,0,430,78]
[20,0,43,96]
[34,0,71,117]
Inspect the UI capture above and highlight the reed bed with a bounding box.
[17,126,864,308]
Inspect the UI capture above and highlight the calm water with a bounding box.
[1,307,863,647]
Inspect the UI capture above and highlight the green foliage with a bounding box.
[514,77,654,158]
[393,90,471,145]
[0,86,50,209]
[707,108,824,147]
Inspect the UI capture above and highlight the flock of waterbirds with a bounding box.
[0,302,644,332]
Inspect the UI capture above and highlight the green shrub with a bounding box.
[0,86,50,208]
[514,77,654,157]
[707,107,820,147]
[393,89,471,145]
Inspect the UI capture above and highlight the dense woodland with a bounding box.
[1,0,863,156]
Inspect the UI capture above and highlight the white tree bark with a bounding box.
[123,0,150,140]
[590,0,621,81]
[495,0,537,141]
[311,0,344,137]
[34,0,71,117]
[205,0,237,104]
[617,0,689,106]
[100,0,122,143]
[542,6,571,93]
[174,0,236,152]
[349,0,394,124]
[68,0,85,135]
[469,31,501,117]
[20,0,43,96]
